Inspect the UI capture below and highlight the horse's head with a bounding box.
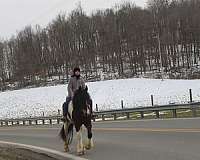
[73,86,91,114]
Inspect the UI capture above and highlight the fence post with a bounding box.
[58,109,61,115]
[140,111,144,119]
[102,115,105,121]
[57,119,60,124]
[172,109,177,118]
[126,113,130,119]
[96,104,98,112]
[192,108,197,117]
[151,95,154,106]
[189,89,193,103]
[121,100,124,109]
[113,114,117,120]
[49,119,52,125]
[155,111,160,118]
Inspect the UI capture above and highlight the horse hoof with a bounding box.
[77,151,84,156]
[64,147,69,152]
[64,149,69,152]
[85,145,91,150]
[77,150,85,156]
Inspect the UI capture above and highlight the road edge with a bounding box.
[0,140,88,160]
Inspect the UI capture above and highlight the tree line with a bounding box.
[1,0,200,90]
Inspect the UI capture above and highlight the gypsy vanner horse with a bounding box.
[59,86,94,155]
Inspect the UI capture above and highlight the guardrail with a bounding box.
[94,101,200,120]
[1,102,200,127]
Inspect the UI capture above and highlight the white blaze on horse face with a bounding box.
[86,103,91,115]
[87,107,90,115]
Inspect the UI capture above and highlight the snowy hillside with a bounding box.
[1,78,200,119]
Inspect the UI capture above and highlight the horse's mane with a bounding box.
[72,86,90,111]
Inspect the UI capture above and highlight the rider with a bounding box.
[67,67,85,102]
[63,67,93,117]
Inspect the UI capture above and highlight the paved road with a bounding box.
[0,118,200,160]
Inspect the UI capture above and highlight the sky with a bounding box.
[0,0,147,39]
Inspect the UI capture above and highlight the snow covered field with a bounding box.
[1,78,200,119]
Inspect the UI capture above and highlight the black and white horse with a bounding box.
[59,86,94,155]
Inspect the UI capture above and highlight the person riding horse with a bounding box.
[60,83,94,154]
[62,67,93,119]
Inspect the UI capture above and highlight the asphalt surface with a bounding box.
[0,118,200,160]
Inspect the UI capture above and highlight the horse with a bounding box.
[59,86,94,155]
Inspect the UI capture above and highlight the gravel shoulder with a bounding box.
[0,147,58,160]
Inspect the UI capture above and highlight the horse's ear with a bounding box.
[85,85,88,91]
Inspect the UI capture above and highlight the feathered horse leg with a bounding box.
[85,120,94,150]
[76,126,85,155]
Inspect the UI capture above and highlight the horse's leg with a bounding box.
[63,100,73,152]
[76,126,85,155]
[63,122,69,152]
[85,121,94,150]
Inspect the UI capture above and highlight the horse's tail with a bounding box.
[59,123,74,145]
[59,124,67,142]
[67,123,74,145]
